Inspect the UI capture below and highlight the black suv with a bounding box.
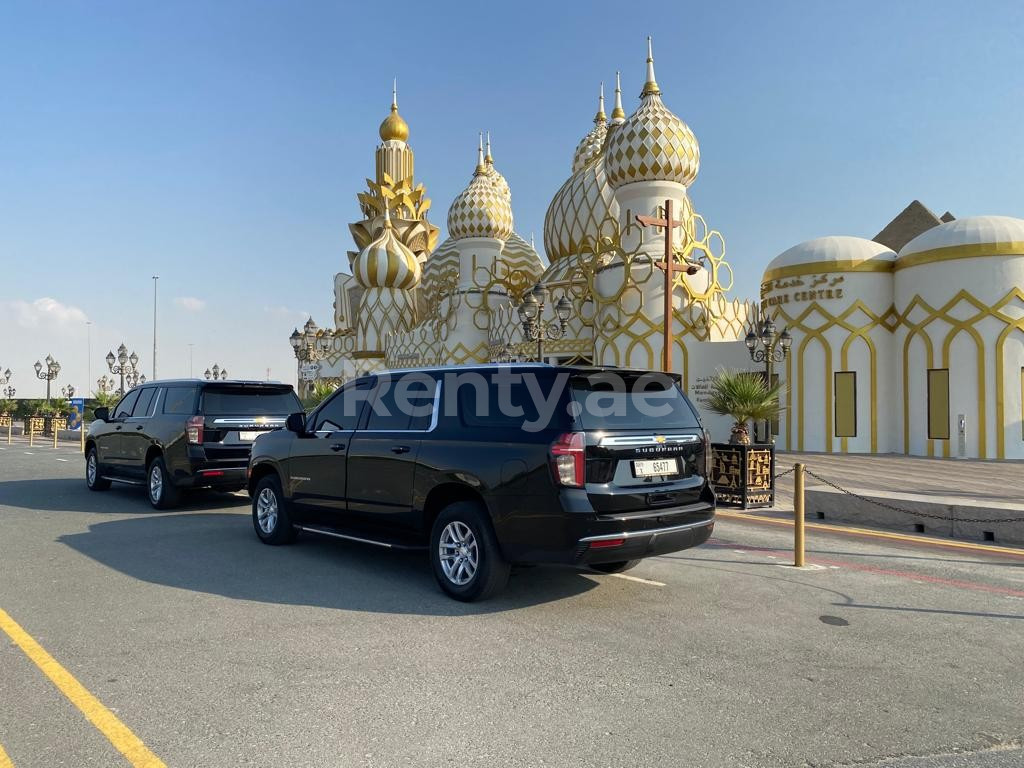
[247,364,715,600]
[86,379,301,508]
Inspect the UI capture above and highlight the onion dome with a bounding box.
[500,231,545,277]
[378,79,409,143]
[544,148,618,262]
[484,132,511,201]
[897,215,1024,268]
[447,136,514,241]
[353,206,421,288]
[571,84,608,173]
[763,236,896,282]
[605,38,700,189]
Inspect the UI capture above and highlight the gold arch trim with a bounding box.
[894,242,1024,271]
[762,259,894,283]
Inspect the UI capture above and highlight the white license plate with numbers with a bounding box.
[633,458,678,477]
[239,431,261,442]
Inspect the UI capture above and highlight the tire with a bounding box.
[252,474,297,545]
[85,448,111,491]
[430,501,510,602]
[147,456,180,510]
[590,560,641,574]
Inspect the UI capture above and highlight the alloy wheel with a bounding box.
[87,453,97,485]
[149,464,163,503]
[256,487,278,534]
[438,521,478,585]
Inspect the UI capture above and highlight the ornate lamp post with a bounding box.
[61,385,76,399]
[289,318,332,391]
[34,355,61,402]
[97,375,115,395]
[106,344,142,394]
[0,368,13,399]
[517,284,573,362]
[744,313,792,443]
[204,364,228,381]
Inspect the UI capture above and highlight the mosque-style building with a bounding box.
[294,40,1024,461]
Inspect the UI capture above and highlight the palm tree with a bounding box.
[703,369,786,445]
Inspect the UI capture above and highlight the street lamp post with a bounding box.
[289,318,332,391]
[516,285,573,362]
[34,355,61,402]
[61,385,76,399]
[0,367,13,399]
[105,344,144,395]
[204,364,228,381]
[97,375,115,395]
[744,313,792,444]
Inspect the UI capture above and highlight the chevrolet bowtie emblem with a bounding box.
[655,435,666,444]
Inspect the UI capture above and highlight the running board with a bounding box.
[294,525,425,551]
[101,476,144,486]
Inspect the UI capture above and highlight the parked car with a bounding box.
[247,364,715,601]
[85,379,301,509]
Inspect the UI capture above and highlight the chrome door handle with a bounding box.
[136,425,144,430]
[330,443,345,452]
[391,445,410,454]
[115,426,122,431]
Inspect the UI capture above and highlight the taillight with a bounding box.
[187,415,204,444]
[550,431,586,488]
[703,429,712,477]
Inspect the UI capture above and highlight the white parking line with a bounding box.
[23,452,33,455]
[610,573,666,587]
[56,458,69,462]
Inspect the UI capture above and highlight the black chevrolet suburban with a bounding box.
[86,379,301,508]
[247,364,715,601]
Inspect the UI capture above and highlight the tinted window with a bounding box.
[457,377,544,429]
[113,389,140,419]
[312,382,370,433]
[201,387,301,416]
[131,387,156,417]
[163,386,198,415]
[570,373,700,430]
[365,373,436,431]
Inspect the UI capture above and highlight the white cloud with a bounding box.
[2,297,89,330]
[175,296,206,312]
[263,304,308,322]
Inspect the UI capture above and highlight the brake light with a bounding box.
[703,429,712,477]
[187,415,204,444]
[589,538,625,549]
[550,431,586,488]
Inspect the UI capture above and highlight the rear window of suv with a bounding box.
[569,372,701,430]
[201,387,301,415]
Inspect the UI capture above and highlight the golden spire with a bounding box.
[474,132,487,175]
[378,77,410,142]
[611,71,626,122]
[594,82,607,124]
[642,36,661,97]
[485,131,494,165]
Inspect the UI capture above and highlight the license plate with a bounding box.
[238,431,261,442]
[633,458,678,477]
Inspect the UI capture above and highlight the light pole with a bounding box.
[0,368,13,399]
[289,318,331,392]
[97,375,115,396]
[516,284,573,362]
[152,275,159,380]
[34,355,61,402]
[744,313,792,444]
[106,344,143,395]
[61,385,76,399]
[204,364,228,381]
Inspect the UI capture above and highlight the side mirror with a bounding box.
[94,407,109,422]
[286,412,306,434]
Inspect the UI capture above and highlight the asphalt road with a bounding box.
[0,440,1022,768]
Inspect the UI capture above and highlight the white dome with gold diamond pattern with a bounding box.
[571,85,608,174]
[544,149,618,263]
[353,210,421,289]
[605,40,699,190]
[447,142,514,241]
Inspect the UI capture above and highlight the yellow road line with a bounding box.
[716,510,1024,557]
[0,608,166,768]
[0,741,14,768]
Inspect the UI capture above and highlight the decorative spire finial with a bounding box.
[595,82,606,124]
[611,70,626,122]
[475,132,486,175]
[379,77,409,141]
[642,36,660,96]
[485,131,493,164]
[392,77,397,110]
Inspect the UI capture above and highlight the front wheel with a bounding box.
[430,501,510,602]
[85,448,111,491]
[252,475,297,545]
[147,456,180,510]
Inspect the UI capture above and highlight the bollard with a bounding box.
[81,422,86,453]
[793,462,806,567]
[29,422,34,447]
[6,420,10,445]
[53,425,59,449]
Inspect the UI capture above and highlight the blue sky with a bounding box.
[2,0,1022,396]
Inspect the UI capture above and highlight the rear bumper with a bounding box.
[575,517,714,565]
[177,462,248,490]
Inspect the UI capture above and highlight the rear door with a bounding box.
[287,380,370,527]
[569,371,709,516]
[345,373,439,535]
[199,384,301,469]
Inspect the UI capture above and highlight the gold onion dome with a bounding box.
[571,83,608,173]
[484,132,511,201]
[447,136,514,241]
[544,149,618,262]
[378,80,409,143]
[353,207,420,289]
[605,38,700,190]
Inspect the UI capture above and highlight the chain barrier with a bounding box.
[774,465,1020,524]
